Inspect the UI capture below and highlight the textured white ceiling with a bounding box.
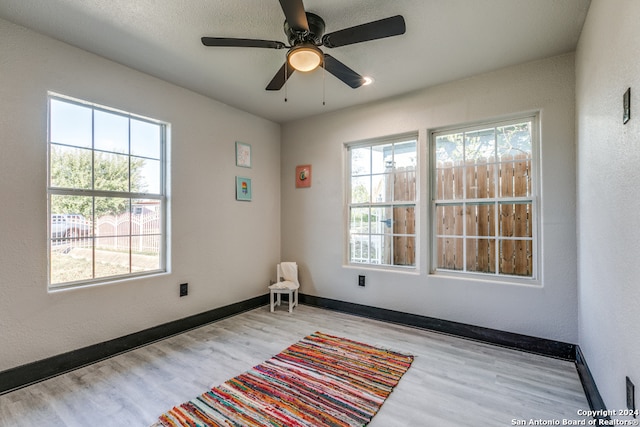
[0,0,591,123]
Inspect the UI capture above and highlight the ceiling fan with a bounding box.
[201,0,406,91]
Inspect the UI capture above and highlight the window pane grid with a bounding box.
[433,117,535,278]
[48,95,166,288]
[348,136,417,268]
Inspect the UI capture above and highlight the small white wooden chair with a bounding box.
[268,262,299,313]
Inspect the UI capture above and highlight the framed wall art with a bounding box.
[236,142,251,168]
[295,164,312,188]
[236,176,252,201]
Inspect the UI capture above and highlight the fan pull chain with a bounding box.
[322,61,326,106]
[284,64,288,102]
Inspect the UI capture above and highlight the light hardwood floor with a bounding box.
[0,305,590,427]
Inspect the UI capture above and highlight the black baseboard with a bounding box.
[299,294,614,416]
[299,293,576,360]
[575,346,610,420]
[2,291,608,418]
[0,294,269,395]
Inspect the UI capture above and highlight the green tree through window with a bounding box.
[50,148,146,217]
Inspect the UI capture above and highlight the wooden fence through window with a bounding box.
[389,167,416,266]
[434,153,533,276]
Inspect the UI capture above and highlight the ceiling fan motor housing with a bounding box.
[284,12,325,45]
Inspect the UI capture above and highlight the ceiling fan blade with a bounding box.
[201,37,286,49]
[322,15,406,48]
[323,54,366,89]
[278,0,309,32]
[266,61,296,91]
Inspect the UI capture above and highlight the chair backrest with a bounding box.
[277,262,299,285]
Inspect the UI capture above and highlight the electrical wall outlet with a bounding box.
[623,87,631,124]
[358,275,365,287]
[179,283,188,297]
[627,376,636,417]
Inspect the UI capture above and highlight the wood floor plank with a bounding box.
[0,305,590,427]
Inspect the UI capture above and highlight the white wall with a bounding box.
[576,0,640,414]
[0,19,281,371]
[281,54,578,343]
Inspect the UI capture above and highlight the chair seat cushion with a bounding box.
[268,280,300,290]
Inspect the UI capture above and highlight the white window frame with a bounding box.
[47,93,168,290]
[345,132,419,269]
[430,115,540,283]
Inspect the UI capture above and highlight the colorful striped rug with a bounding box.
[154,331,414,427]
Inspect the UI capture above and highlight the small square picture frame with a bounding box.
[623,87,631,124]
[236,176,252,201]
[236,142,251,168]
[295,164,312,188]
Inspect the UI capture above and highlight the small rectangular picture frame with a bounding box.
[623,87,631,124]
[236,176,252,201]
[236,141,251,168]
[295,164,312,188]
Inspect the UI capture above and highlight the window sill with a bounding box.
[48,270,169,293]
[429,269,542,287]
[343,263,420,276]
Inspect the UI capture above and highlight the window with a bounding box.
[47,94,168,289]
[431,116,537,279]
[347,133,418,267]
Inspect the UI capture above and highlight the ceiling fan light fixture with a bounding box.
[287,44,323,72]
